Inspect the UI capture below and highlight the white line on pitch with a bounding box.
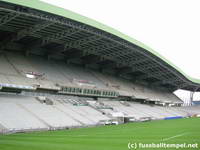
[162,132,189,141]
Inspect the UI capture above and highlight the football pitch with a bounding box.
[0,118,199,150]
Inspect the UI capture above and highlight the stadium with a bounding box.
[0,0,199,150]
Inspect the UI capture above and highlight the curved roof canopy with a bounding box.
[0,0,200,91]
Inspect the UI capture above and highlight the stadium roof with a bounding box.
[0,0,200,91]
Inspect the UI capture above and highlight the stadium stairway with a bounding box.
[56,103,96,125]
[23,103,82,128]
[16,103,51,129]
[53,105,85,126]
[87,104,106,115]
[0,102,47,131]
[0,122,8,133]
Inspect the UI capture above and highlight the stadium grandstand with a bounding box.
[0,0,200,136]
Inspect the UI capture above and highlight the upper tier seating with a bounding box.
[0,52,181,103]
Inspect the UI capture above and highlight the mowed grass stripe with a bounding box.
[0,118,199,150]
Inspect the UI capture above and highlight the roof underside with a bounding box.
[0,0,200,91]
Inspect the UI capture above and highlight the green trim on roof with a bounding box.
[1,0,200,85]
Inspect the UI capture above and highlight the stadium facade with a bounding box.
[0,0,200,134]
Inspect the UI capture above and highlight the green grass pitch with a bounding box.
[0,118,199,150]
